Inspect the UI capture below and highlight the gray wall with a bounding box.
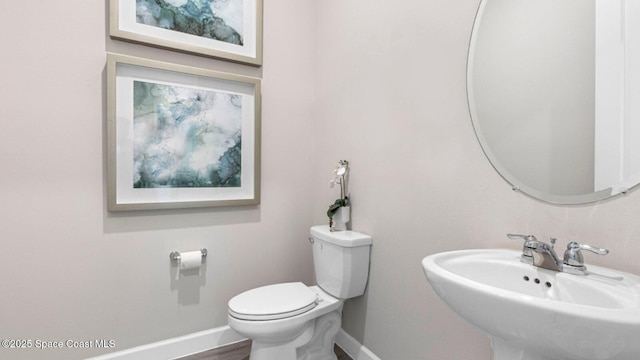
[313,0,640,359]
[5,1,640,360]
[0,1,317,359]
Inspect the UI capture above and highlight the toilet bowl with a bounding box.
[227,226,372,360]
[228,283,343,360]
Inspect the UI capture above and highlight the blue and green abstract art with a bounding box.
[136,0,244,45]
[133,80,242,189]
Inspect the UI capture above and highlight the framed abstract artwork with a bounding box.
[106,53,261,211]
[109,0,263,66]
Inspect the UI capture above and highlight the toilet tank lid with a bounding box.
[310,225,372,247]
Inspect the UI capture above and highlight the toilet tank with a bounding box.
[310,225,372,299]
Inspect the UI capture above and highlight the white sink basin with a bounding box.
[422,249,640,360]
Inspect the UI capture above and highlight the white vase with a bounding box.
[332,206,350,231]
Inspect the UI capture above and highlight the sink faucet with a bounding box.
[530,240,563,272]
[507,234,609,275]
[507,234,562,271]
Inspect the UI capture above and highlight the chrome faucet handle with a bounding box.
[507,234,538,263]
[579,243,609,255]
[507,234,538,247]
[563,241,609,269]
[507,233,537,241]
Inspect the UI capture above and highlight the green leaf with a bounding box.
[327,196,351,218]
[327,201,343,218]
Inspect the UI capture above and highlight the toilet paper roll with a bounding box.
[179,251,203,270]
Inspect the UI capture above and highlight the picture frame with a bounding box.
[106,53,261,211]
[109,0,263,66]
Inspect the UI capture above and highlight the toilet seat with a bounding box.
[228,282,319,321]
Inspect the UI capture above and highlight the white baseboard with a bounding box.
[86,326,380,360]
[335,329,381,360]
[86,326,245,360]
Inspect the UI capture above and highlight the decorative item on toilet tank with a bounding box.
[327,160,351,231]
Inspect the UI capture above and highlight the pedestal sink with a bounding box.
[422,249,640,360]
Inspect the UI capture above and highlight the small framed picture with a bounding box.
[106,53,261,211]
[109,0,263,66]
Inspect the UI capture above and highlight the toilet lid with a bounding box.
[228,282,319,321]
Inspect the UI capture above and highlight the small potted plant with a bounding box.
[327,160,350,231]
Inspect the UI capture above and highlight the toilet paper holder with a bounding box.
[169,249,208,261]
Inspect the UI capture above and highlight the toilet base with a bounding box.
[249,309,342,360]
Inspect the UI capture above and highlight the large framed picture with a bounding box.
[106,53,261,211]
[109,0,263,66]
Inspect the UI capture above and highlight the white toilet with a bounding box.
[227,225,372,360]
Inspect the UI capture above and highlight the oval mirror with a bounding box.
[468,0,640,204]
